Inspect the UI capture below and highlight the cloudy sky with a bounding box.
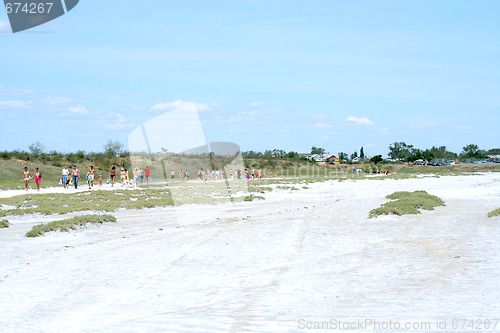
[1,1,499,156]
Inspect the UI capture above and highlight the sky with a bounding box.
[0,0,499,157]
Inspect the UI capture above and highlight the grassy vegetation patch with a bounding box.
[0,189,174,218]
[0,219,9,228]
[243,195,265,202]
[488,208,500,218]
[248,184,273,194]
[369,191,445,218]
[25,214,117,237]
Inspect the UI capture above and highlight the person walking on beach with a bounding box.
[138,167,144,184]
[257,168,262,179]
[34,168,42,191]
[120,168,126,185]
[170,169,175,183]
[87,165,96,189]
[144,166,151,183]
[62,166,70,189]
[110,166,116,187]
[22,167,30,191]
[71,165,80,189]
[133,167,139,186]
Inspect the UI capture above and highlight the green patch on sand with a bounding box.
[0,189,174,218]
[369,191,445,218]
[0,219,9,228]
[488,208,500,218]
[243,195,265,202]
[25,214,116,237]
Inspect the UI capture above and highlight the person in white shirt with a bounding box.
[61,166,70,189]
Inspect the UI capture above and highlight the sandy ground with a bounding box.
[0,173,499,332]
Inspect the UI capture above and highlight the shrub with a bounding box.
[0,219,9,228]
[369,191,445,218]
[25,214,116,237]
[243,195,265,202]
[488,208,500,218]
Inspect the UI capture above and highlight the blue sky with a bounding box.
[1,0,499,156]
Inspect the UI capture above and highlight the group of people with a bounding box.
[168,168,263,183]
[22,166,43,191]
[193,168,263,182]
[60,165,99,190]
[22,164,263,191]
[62,165,152,189]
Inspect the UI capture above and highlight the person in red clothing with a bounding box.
[144,166,151,183]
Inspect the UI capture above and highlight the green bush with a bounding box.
[369,191,445,218]
[243,195,265,202]
[0,219,9,228]
[488,208,500,218]
[25,214,116,237]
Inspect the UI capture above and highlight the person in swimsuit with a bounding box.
[170,169,175,183]
[71,165,80,189]
[120,168,126,185]
[88,165,96,189]
[22,167,30,191]
[34,168,42,191]
[110,166,116,187]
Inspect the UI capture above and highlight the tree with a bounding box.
[272,149,286,157]
[388,142,414,160]
[311,146,325,155]
[28,141,45,156]
[350,151,358,160]
[103,140,124,156]
[487,148,500,155]
[370,155,383,164]
[338,152,347,161]
[360,146,365,160]
[285,151,298,159]
[461,144,486,158]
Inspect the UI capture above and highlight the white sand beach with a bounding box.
[0,173,499,332]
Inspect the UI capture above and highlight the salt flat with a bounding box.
[1,173,499,332]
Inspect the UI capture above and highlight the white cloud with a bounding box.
[315,123,332,128]
[0,21,10,32]
[41,96,72,105]
[0,100,32,108]
[242,102,264,107]
[408,121,435,128]
[320,135,331,142]
[103,114,134,130]
[345,116,375,126]
[0,85,32,96]
[379,127,391,135]
[456,126,473,133]
[151,100,212,112]
[67,105,88,114]
[121,105,146,111]
[237,111,259,117]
